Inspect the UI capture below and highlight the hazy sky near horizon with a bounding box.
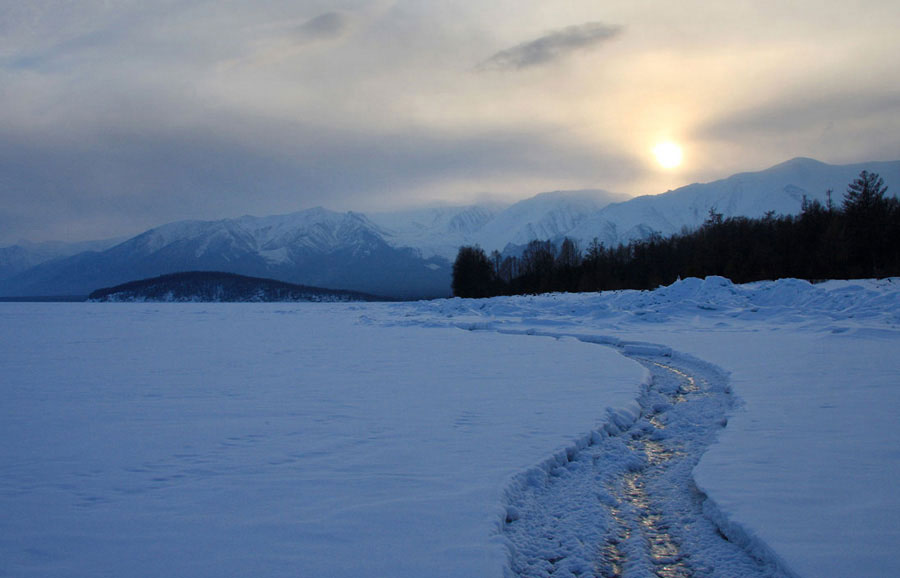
[1,0,899,244]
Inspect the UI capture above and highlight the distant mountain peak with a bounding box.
[529,188,624,201]
[772,156,826,169]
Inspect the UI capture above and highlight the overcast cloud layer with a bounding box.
[1,0,899,244]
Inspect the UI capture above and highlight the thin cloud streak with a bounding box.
[222,11,357,70]
[479,22,623,71]
[294,12,352,41]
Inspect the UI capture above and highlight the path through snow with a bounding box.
[500,341,796,578]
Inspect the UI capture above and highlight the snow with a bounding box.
[390,277,900,576]
[680,328,900,578]
[470,189,624,254]
[124,208,385,262]
[366,190,625,260]
[2,276,899,577]
[368,205,502,260]
[568,158,900,248]
[0,302,644,578]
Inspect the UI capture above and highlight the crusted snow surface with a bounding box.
[0,303,644,578]
[2,276,899,577]
[396,276,900,577]
[501,347,795,578]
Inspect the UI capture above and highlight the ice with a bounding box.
[2,276,899,577]
[390,277,900,576]
[0,303,643,578]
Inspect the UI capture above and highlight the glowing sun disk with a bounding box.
[653,141,683,169]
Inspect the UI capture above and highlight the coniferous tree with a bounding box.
[554,237,582,292]
[451,246,497,298]
[497,255,519,285]
[843,170,888,215]
[519,240,556,293]
[843,171,893,276]
[556,238,581,269]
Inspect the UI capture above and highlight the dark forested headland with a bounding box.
[89,271,384,302]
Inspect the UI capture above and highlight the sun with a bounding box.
[653,141,684,169]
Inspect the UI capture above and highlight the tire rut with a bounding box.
[502,342,795,578]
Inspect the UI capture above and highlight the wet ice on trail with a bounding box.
[501,348,794,578]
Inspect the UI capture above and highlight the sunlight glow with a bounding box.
[653,141,684,169]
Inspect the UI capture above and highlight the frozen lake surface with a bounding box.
[2,276,899,577]
[0,302,642,578]
[390,277,900,577]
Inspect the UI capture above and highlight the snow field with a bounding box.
[389,276,900,577]
[687,330,900,578]
[0,302,645,578]
[3,276,899,577]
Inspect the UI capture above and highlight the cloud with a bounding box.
[686,90,900,177]
[294,12,352,42]
[219,10,356,70]
[4,2,897,247]
[479,22,622,71]
[0,103,637,245]
[695,92,900,140]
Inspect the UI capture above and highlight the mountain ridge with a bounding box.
[1,208,450,299]
[3,158,898,298]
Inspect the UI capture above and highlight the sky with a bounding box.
[1,0,899,245]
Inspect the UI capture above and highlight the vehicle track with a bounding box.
[502,342,796,578]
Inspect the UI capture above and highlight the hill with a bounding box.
[88,271,383,303]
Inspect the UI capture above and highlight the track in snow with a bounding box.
[501,342,795,578]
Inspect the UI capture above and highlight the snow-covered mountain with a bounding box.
[0,237,124,281]
[471,189,626,255]
[371,158,900,259]
[122,208,387,264]
[367,189,625,259]
[0,209,451,299]
[567,157,900,248]
[367,204,504,261]
[2,158,898,298]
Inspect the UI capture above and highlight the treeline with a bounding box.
[452,171,900,297]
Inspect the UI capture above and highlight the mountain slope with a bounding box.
[0,237,124,281]
[0,209,450,299]
[368,204,503,260]
[368,190,627,259]
[472,189,627,253]
[568,158,900,247]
